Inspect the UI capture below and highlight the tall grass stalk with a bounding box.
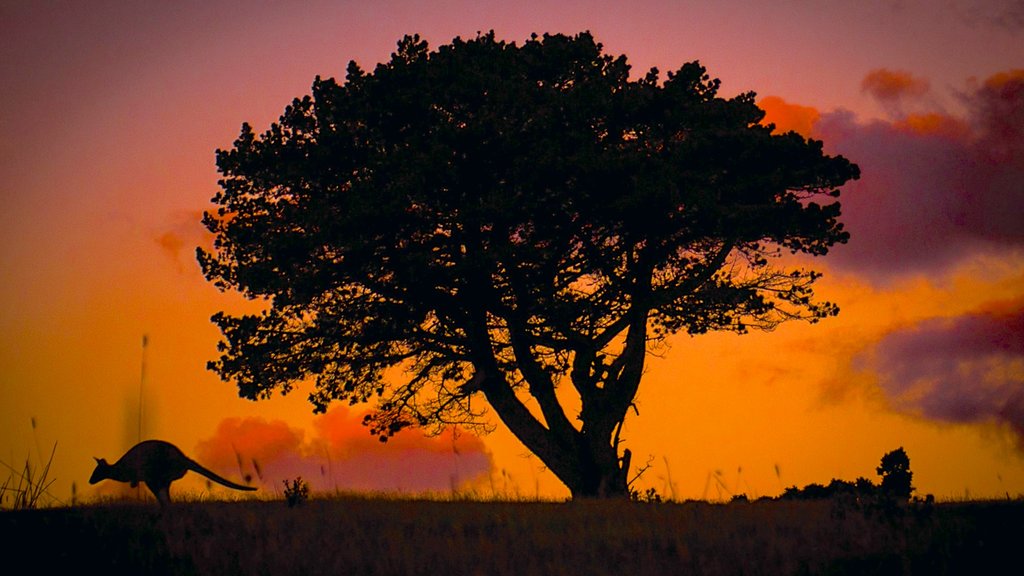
[0,441,59,509]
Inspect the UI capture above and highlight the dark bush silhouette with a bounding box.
[283,477,310,507]
[780,478,878,501]
[877,446,914,501]
[199,31,859,499]
[779,448,917,505]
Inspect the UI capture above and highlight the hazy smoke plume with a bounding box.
[860,68,931,117]
[194,407,493,494]
[155,209,213,269]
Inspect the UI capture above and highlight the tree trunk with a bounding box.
[568,445,631,499]
[470,313,640,500]
[479,373,632,499]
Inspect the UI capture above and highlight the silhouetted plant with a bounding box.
[630,486,663,503]
[781,482,831,501]
[877,447,914,501]
[284,477,310,507]
[778,448,919,524]
[200,31,859,499]
[854,476,878,496]
[1,450,57,509]
[1,422,59,510]
[781,475,882,502]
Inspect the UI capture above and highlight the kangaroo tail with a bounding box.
[187,459,258,491]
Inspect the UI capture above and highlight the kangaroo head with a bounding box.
[89,457,109,484]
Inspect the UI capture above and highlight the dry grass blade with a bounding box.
[0,441,60,510]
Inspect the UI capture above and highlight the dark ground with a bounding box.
[2,497,1021,575]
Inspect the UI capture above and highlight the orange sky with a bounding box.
[2,1,1023,504]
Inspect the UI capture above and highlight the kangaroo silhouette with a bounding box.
[90,439,256,505]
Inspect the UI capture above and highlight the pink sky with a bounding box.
[2,1,1022,503]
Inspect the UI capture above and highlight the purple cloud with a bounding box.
[816,70,1024,280]
[857,302,1024,447]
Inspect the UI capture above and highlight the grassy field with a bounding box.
[2,496,1021,575]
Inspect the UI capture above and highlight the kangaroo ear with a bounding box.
[93,457,101,464]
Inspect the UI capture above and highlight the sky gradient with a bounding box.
[2,0,1022,503]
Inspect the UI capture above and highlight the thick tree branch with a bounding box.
[505,314,580,443]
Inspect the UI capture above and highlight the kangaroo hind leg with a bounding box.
[147,481,172,507]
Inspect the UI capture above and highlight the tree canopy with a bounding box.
[199,32,859,498]
[877,447,914,500]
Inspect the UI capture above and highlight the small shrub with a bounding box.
[284,477,310,507]
[630,487,662,503]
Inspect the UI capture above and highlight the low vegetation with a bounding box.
[777,448,920,503]
[283,477,310,508]
[0,419,61,510]
[3,496,1022,575]
[4,438,1019,574]
[0,445,57,510]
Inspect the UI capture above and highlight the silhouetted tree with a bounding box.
[877,447,914,500]
[199,32,859,498]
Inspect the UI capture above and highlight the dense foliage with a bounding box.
[200,32,859,497]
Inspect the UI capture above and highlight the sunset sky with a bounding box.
[2,0,1022,503]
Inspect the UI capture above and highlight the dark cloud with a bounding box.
[969,70,1024,165]
[816,70,1024,280]
[194,407,493,494]
[961,0,1024,33]
[857,300,1024,448]
[996,1,1024,32]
